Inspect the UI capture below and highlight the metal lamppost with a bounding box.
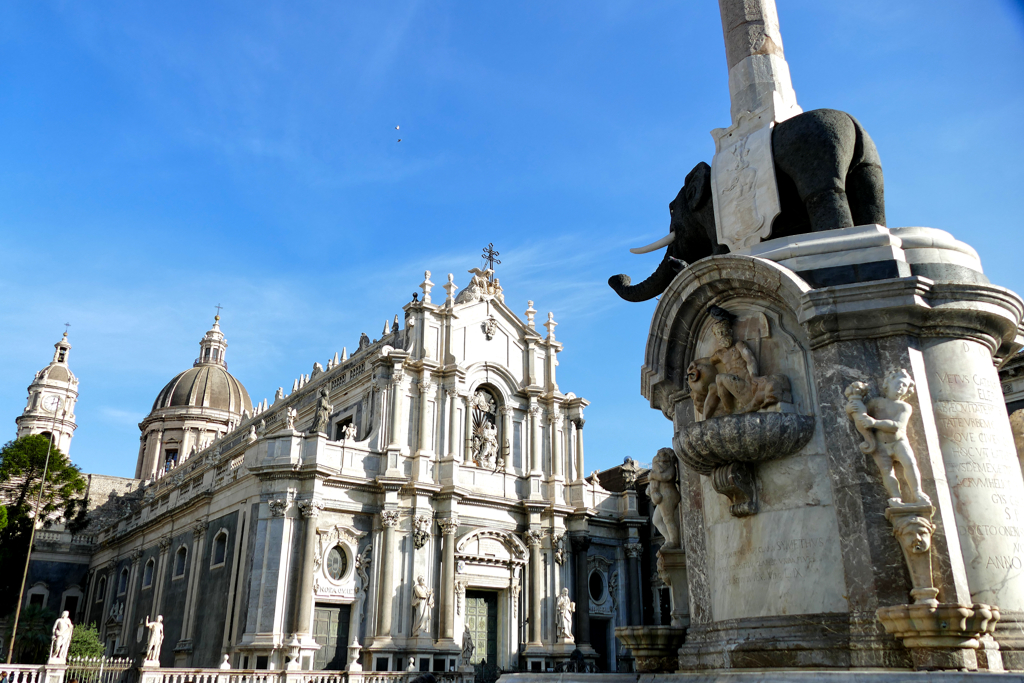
[6,394,69,664]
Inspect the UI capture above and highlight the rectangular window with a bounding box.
[29,594,44,607]
[62,595,79,618]
[164,449,179,472]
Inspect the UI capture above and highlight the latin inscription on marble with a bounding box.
[926,339,1024,608]
[707,506,846,620]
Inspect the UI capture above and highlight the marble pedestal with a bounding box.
[642,227,1024,673]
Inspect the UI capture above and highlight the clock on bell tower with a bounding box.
[15,330,79,454]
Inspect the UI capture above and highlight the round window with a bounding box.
[326,546,348,581]
[589,571,604,602]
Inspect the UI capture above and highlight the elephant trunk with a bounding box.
[608,256,679,302]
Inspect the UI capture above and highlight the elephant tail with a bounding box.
[846,113,886,227]
[608,256,680,302]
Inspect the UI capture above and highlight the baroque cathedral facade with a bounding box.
[13,268,662,674]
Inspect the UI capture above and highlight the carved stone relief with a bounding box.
[845,371,999,661]
[674,305,814,517]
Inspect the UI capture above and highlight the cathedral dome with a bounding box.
[152,364,251,414]
[150,316,252,415]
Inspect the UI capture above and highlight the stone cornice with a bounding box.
[799,278,1023,354]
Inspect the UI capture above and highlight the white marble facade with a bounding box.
[80,269,649,673]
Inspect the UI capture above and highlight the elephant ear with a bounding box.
[684,161,712,212]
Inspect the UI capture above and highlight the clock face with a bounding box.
[41,395,60,412]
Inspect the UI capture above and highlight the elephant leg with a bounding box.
[802,179,854,233]
[846,162,886,226]
[773,109,857,232]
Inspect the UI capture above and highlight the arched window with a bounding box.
[142,558,155,588]
[211,530,229,568]
[117,568,129,595]
[173,547,188,578]
[469,388,502,469]
[96,576,107,601]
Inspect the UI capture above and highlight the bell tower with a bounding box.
[16,331,79,454]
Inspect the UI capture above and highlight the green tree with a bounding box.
[0,505,7,534]
[68,623,105,659]
[2,604,56,664]
[0,435,89,616]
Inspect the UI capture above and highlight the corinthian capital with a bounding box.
[380,510,400,528]
[438,516,460,536]
[299,499,324,518]
[625,542,643,559]
[524,529,545,547]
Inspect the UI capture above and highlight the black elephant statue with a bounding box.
[609,109,886,302]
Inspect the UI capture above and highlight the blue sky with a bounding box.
[1,1,1022,478]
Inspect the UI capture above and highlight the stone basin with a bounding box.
[614,625,686,673]
[675,412,815,476]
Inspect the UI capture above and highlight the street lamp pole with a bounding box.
[6,395,67,664]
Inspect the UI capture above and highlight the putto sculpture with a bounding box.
[648,449,681,549]
[844,369,930,507]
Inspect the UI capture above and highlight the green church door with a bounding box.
[313,604,351,670]
[464,591,498,666]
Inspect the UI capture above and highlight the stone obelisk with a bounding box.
[710,0,802,253]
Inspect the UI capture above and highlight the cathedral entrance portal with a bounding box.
[313,603,351,670]
[464,591,498,667]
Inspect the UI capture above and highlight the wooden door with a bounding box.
[312,604,351,670]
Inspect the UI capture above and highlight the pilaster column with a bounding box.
[293,499,324,635]
[388,369,406,450]
[529,404,543,475]
[573,418,585,481]
[439,517,460,639]
[447,389,460,460]
[551,412,563,479]
[417,378,434,456]
[572,535,591,646]
[625,543,643,625]
[500,407,515,473]
[120,549,143,647]
[525,529,545,645]
[153,537,172,618]
[182,521,208,643]
[376,510,400,637]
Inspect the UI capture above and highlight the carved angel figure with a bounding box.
[648,448,682,548]
[342,422,357,441]
[844,370,930,507]
[556,588,575,641]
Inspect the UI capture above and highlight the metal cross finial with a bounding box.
[214,303,223,319]
[481,243,501,276]
[64,322,70,335]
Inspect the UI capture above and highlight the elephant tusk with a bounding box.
[629,232,676,254]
